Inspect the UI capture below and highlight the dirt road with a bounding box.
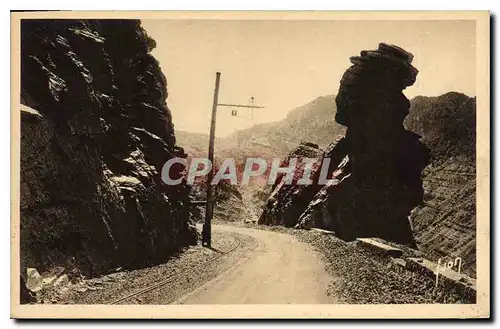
[174,225,334,304]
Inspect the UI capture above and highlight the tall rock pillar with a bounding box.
[331,43,430,245]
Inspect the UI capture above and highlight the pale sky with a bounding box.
[141,19,476,137]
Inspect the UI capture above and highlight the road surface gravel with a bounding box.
[174,225,334,304]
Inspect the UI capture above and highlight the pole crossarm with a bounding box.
[217,103,265,109]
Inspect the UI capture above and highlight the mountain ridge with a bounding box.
[176,94,344,158]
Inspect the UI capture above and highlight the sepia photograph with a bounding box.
[10,10,490,319]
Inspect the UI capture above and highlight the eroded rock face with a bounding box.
[258,137,347,227]
[258,142,324,227]
[261,44,430,247]
[20,19,197,279]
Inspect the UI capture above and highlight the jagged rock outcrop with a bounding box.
[258,142,324,227]
[258,138,347,227]
[261,43,430,247]
[20,19,197,284]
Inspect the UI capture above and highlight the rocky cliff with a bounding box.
[405,92,476,276]
[20,19,198,286]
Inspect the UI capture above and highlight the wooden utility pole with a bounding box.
[202,72,221,247]
[201,73,264,248]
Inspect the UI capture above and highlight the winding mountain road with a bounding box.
[174,225,334,304]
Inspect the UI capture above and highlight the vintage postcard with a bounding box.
[10,10,490,319]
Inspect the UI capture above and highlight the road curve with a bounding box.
[174,225,334,304]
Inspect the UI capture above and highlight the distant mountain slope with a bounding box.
[405,92,476,160]
[176,95,345,158]
[225,95,345,155]
[174,130,212,157]
[405,92,476,277]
